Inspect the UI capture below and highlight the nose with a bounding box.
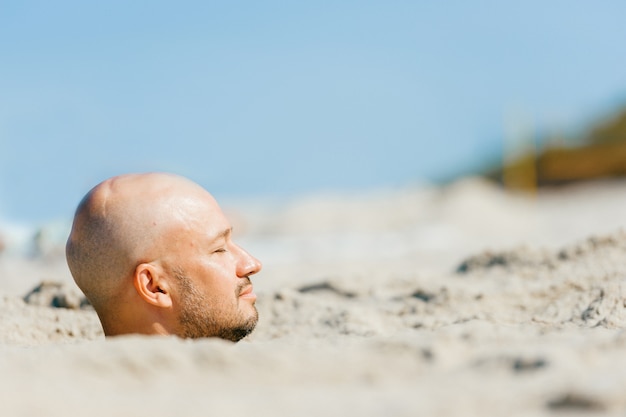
[235,245,262,278]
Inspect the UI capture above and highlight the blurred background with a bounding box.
[1,1,626,262]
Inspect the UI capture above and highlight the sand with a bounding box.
[1,177,626,416]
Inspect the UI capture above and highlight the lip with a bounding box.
[239,285,256,300]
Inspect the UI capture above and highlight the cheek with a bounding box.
[195,263,237,296]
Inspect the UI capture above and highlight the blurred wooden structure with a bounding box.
[490,108,626,190]
[538,140,626,183]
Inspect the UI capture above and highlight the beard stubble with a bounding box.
[175,272,258,342]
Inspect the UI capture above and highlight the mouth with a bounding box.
[238,285,256,300]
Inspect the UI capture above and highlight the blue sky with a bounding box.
[1,1,626,222]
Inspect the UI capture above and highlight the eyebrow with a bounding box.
[210,227,232,243]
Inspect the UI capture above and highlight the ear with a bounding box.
[133,263,173,308]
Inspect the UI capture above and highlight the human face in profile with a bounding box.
[165,193,262,341]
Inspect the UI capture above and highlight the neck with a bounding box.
[98,306,174,337]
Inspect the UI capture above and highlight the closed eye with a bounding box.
[213,248,227,253]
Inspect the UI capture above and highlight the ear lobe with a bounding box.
[133,263,173,308]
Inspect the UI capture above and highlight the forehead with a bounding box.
[166,191,231,242]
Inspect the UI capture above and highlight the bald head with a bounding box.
[65,172,261,340]
[67,173,203,307]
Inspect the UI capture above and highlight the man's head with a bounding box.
[65,173,262,342]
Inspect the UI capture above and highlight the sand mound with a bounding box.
[1,231,626,415]
[2,180,626,416]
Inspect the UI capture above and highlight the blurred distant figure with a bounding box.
[65,173,262,342]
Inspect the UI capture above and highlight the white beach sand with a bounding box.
[1,177,626,416]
